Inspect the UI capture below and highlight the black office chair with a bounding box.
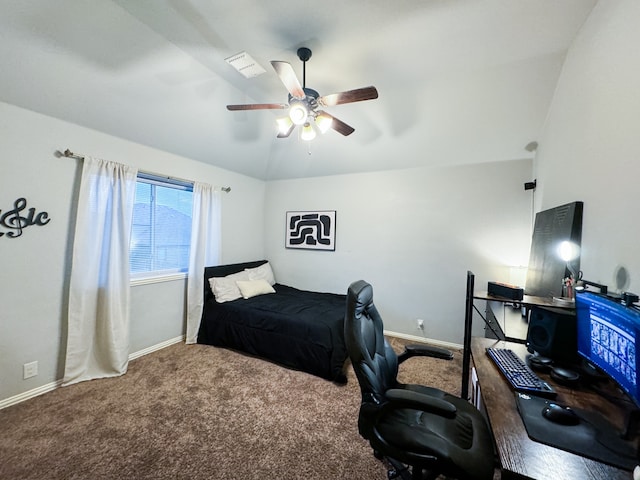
[345,280,495,480]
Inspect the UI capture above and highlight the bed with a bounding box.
[197,260,348,383]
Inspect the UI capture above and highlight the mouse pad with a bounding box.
[514,392,637,470]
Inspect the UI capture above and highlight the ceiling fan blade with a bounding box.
[318,86,378,107]
[227,103,287,111]
[277,123,296,138]
[320,113,355,136]
[271,61,305,100]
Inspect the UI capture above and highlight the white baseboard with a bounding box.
[384,330,462,350]
[128,335,185,361]
[0,335,185,410]
[0,380,63,410]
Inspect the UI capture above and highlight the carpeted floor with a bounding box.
[0,337,466,480]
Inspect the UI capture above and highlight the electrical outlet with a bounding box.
[23,361,38,379]
[416,319,425,330]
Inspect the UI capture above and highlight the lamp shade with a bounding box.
[276,116,293,135]
[315,112,333,134]
[289,103,308,125]
[301,122,316,141]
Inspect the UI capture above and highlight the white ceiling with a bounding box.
[0,0,596,180]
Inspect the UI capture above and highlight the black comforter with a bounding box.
[198,282,348,383]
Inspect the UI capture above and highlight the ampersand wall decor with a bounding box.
[0,198,51,238]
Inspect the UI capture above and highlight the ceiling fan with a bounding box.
[226,47,378,140]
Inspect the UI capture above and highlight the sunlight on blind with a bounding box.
[130,175,193,277]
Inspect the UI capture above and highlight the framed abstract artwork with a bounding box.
[285,210,336,251]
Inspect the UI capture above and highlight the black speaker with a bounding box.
[526,306,577,364]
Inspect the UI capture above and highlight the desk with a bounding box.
[475,291,572,342]
[461,270,574,400]
[482,299,529,342]
[471,337,631,480]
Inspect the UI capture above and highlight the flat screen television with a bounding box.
[524,201,583,297]
[575,291,640,407]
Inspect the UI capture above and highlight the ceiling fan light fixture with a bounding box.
[315,113,333,134]
[276,116,293,135]
[301,122,316,141]
[226,47,377,140]
[289,102,308,125]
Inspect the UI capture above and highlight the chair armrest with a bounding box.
[397,344,453,364]
[386,388,457,419]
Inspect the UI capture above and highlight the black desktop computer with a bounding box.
[524,201,583,298]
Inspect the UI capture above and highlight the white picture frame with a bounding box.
[285,210,336,251]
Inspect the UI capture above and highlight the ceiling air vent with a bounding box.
[225,51,266,78]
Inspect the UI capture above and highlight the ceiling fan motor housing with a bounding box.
[289,88,319,108]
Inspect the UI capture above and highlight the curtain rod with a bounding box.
[58,149,231,193]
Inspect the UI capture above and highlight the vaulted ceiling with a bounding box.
[0,1,596,180]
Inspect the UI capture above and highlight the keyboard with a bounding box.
[486,347,557,399]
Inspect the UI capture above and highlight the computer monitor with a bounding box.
[575,291,640,406]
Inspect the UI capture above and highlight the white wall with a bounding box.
[265,159,533,345]
[0,101,265,402]
[534,0,640,293]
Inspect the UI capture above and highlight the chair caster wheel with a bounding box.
[387,469,400,479]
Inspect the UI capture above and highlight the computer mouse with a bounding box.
[542,403,580,426]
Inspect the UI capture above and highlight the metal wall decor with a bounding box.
[0,198,51,238]
[285,210,336,251]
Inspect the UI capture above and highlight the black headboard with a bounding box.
[203,260,268,303]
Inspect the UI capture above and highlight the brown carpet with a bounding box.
[0,337,465,480]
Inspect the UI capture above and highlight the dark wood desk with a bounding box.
[475,291,573,342]
[474,291,569,308]
[471,337,632,480]
[461,271,574,400]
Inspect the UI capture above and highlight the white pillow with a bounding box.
[245,262,276,286]
[209,270,250,303]
[235,279,276,299]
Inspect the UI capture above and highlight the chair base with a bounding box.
[377,452,439,480]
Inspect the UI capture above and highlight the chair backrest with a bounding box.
[345,280,399,404]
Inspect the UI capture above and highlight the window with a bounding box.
[130,173,193,280]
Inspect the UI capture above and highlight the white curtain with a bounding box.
[63,157,138,386]
[186,182,222,344]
